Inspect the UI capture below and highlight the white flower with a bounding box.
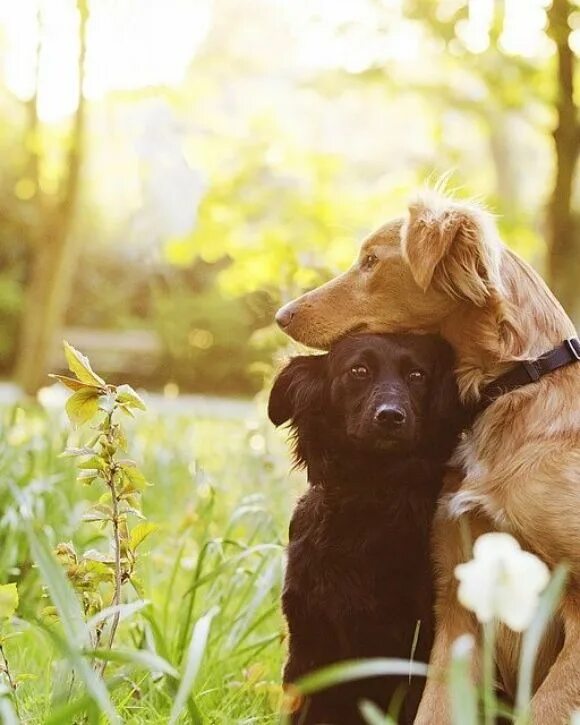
[454,532,550,632]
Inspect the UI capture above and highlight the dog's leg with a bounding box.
[415,497,484,725]
[414,596,480,725]
[530,592,580,724]
[487,452,580,722]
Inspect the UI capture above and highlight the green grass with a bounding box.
[0,398,571,724]
[0,398,298,723]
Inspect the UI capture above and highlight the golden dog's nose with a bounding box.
[276,303,296,329]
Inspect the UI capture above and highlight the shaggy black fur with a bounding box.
[268,333,466,724]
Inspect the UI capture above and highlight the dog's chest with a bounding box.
[286,495,432,614]
[447,434,511,529]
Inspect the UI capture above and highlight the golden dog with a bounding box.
[275,189,580,723]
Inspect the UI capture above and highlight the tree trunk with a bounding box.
[14,0,89,394]
[546,0,580,325]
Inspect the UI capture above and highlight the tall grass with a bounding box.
[0,400,290,722]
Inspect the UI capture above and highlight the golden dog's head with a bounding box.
[276,190,505,349]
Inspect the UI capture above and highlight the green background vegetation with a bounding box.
[0,0,579,397]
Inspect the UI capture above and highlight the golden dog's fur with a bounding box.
[276,189,580,723]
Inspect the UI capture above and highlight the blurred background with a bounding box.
[1,0,579,399]
[2,4,580,718]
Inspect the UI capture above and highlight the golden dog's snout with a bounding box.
[275,301,297,329]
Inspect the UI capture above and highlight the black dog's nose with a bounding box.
[276,303,296,329]
[374,405,407,428]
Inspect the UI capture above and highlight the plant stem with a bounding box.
[106,477,122,652]
[98,407,123,677]
[0,642,20,716]
[482,620,496,725]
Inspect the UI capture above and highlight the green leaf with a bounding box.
[82,504,113,522]
[359,700,397,725]
[116,458,136,466]
[63,341,106,387]
[0,584,18,620]
[168,606,219,725]
[65,388,100,427]
[77,470,99,480]
[49,374,98,392]
[294,658,428,696]
[40,605,59,620]
[449,635,478,725]
[117,504,145,520]
[77,475,97,487]
[54,541,77,563]
[130,576,145,598]
[86,647,179,679]
[77,456,105,471]
[83,549,116,565]
[130,522,159,551]
[114,427,128,452]
[61,447,97,457]
[86,600,150,632]
[116,384,146,411]
[29,533,89,646]
[83,560,114,583]
[120,464,150,492]
[224,557,280,651]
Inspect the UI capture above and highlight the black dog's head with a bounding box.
[268,333,464,463]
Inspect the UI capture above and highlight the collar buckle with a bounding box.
[565,338,580,361]
[522,360,540,382]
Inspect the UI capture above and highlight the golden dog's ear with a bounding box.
[401,191,502,306]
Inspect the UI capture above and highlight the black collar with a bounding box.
[474,337,580,417]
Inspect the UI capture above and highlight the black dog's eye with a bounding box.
[350,365,369,379]
[361,253,378,271]
[408,369,425,383]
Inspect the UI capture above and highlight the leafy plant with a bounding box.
[51,342,157,662]
[1,367,287,722]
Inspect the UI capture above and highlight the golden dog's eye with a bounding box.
[408,369,425,383]
[361,253,378,270]
[350,365,369,379]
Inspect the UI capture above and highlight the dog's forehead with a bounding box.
[328,333,448,371]
[360,218,404,253]
[329,334,409,368]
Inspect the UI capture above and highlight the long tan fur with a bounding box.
[276,189,580,723]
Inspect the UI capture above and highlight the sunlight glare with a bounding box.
[0,0,212,122]
[500,0,552,58]
[457,0,493,53]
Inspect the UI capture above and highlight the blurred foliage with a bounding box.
[168,131,385,296]
[0,0,579,396]
[0,216,28,369]
[151,267,276,395]
[62,131,394,395]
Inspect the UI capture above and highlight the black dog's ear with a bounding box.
[268,355,327,427]
[430,365,462,424]
[428,341,466,435]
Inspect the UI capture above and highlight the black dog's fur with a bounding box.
[268,334,465,724]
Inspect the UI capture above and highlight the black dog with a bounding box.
[268,334,465,724]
